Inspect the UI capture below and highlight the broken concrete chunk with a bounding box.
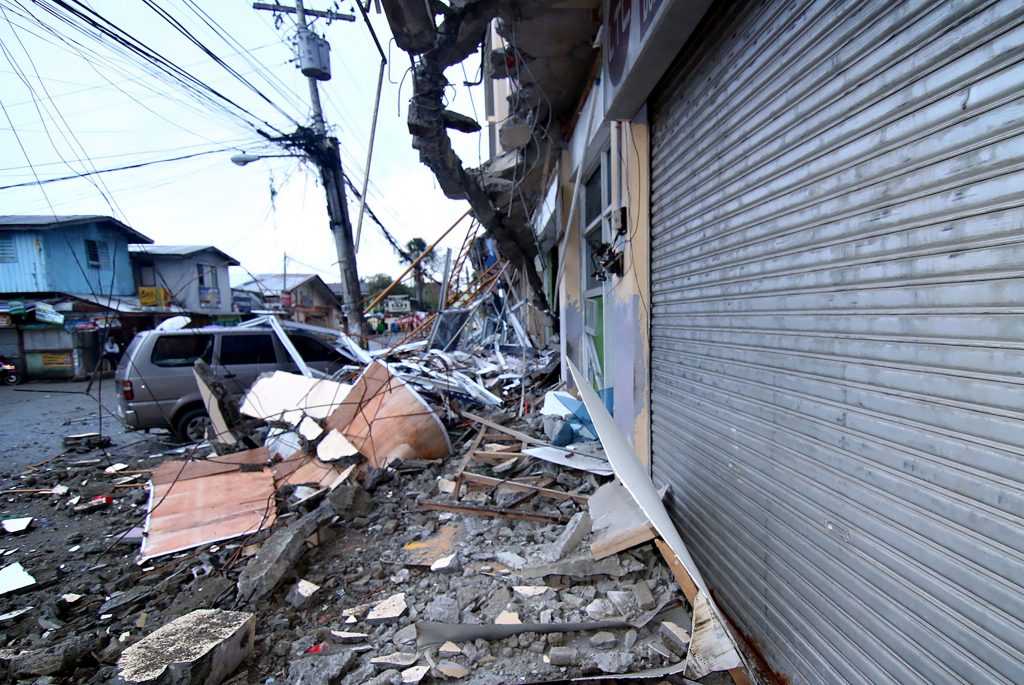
[286,650,355,684]
[494,610,521,625]
[606,589,639,619]
[115,609,254,685]
[549,511,590,560]
[329,631,369,644]
[236,501,333,605]
[594,651,634,673]
[589,631,617,648]
[0,562,35,596]
[401,664,430,683]
[371,652,418,670]
[430,553,460,573]
[519,551,625,579]
[392,624,417,646]
[511,586,550,598]
[436,659,470,678]
[2,517,32,534]
[584,598,619,620]
[286,579,321,608]
[547,646,578,666]
[366,593,408,623]
[495,551,526,570]
[438,641,461,655]
[659,620,691,655]
[632,581,656,611]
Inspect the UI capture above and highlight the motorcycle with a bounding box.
[0,356,21,385]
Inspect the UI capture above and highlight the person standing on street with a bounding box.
[102,336,121,371]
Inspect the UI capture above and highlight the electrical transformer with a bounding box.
[298,32,331,81]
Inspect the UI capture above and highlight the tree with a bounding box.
[402,237,437,310]
[361,273,411,313]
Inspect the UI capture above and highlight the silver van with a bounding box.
[116,327,357,441]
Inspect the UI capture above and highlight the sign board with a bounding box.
[386,296,411,313]
[138,287,172,308]
[0,299,25,315]
[280,292,293,308]
[34,302,65,325]
[41,351,72,369]
[199,287,221,308]
[0,314,10,328]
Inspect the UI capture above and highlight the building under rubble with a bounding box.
[382,1,1024,683]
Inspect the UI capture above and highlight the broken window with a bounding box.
[138,263,156,287]
[151,334,213,368]
[196,264,218,288]
[219,334,276,366]
[85,239,110,269]
[0,235,15,263]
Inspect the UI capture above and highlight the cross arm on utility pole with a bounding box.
[252,2,355,22]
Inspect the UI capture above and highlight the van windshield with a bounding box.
[151,334,213,367]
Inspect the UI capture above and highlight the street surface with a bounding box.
[0,378,168,472]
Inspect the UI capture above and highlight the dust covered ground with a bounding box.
[0,382,733,684]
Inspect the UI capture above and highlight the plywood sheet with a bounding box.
[150,447,269,486]
[272,451,348,489]
[141,468,276,561]
[325,361,451,468]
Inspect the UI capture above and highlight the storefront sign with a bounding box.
[199,287,221,308]
[138,287,172,308]
[34,302,65,325]
[0,299,25,315]
[41,351,72,368]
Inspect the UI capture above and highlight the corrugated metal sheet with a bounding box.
[648,1,1024,683]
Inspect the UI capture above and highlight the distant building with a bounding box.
[0,215,159,379]
[128,245,239,317]
[234,273,342,329]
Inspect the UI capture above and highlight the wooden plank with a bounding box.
[656,536,754,685]
[460,472,589,504]
[452,426,487,501]
[461,411,549,448]
[589,480,657,559]
[417,500,570,524]
[654,538,698,605]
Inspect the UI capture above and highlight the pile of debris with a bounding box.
[0,319,751,683]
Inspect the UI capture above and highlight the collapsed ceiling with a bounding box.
[382,0,602,322]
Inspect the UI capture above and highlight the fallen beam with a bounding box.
[417,500,569,524]
[459,473,589,504]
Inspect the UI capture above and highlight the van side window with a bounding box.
[151,334,213,367]
[287,334,352,364]
[220,334,276,365]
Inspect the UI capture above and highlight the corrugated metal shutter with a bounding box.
[648,1,1024,683]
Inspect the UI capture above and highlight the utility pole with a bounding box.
[254,0,366,338]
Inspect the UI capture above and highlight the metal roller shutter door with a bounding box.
[648,1,1024,683]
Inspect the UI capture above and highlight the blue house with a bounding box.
[0,215,152,297]
[0,215,153,380]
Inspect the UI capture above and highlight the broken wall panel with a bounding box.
[141,468,277,561]
[325,361,451,468]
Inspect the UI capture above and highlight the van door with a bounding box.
[214,332,278,396]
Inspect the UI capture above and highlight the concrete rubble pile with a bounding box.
[0,332,749,684]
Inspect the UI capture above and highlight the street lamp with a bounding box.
[230,152,297,166]
[229,150,368,339]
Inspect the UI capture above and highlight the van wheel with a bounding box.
[175,408,212,443]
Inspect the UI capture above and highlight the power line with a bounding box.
[0,147,239,191]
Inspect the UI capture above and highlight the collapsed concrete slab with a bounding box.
[114,609,254,685]
[236,501,334,605]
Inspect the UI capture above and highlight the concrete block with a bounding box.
[659,621,690,656]
[286,651,355,684]
[115,609,254,685]
[366,593,408,623]
[550,512,591,560]
[370,653,418,670]
[547,646,578,666]
[436,660,470,678]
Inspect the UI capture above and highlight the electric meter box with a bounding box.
[298,33,331,81]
